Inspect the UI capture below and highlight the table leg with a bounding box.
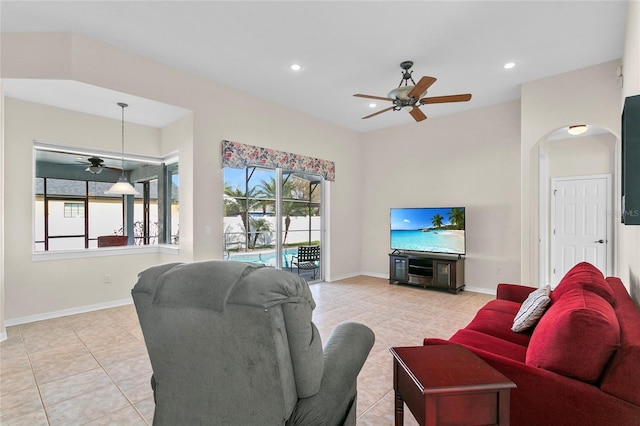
[394,390,404,426]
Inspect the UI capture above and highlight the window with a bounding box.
[64,202,84,218]
[34,143,179,251]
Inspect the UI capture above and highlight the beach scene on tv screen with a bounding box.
[390,207,465,254]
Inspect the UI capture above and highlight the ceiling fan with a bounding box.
[76,156,120,174]
[84,156,105,174]
[353,61,472,122]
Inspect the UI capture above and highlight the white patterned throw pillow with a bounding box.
[511,285,551,332]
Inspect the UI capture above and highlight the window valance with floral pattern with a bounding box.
[221,140,335,181]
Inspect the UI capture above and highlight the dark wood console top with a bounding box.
[390,345,514,394]
[390,345,516,425]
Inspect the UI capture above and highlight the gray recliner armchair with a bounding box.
[132,260,375,425]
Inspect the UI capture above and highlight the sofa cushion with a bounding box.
[449,329,527,362]
[551,262,615,305]
[526,288,620,383]
[512,285,551,332]
[482,299,522,316]
[466,308,532,347]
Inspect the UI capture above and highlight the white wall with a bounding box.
[3,98,174,321]
[620,0,640,302]
[546,133,616,178]
[360,101,522,292]
[1,32,363,322]
[160,113,193,261]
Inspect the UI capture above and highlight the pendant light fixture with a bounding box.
[105,102,139,195]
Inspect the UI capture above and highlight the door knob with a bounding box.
[594,239,605,243]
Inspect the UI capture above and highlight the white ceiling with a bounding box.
[0,1,628,132]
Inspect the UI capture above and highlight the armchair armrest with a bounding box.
[496,283,538,303]
[287,322,375,426]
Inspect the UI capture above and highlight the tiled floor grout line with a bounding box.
[19,325,52,426]
[72,325,149,426]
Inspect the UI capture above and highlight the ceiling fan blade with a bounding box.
[353,94,393,102]
[409,107,427,122]
[420,94,472,104]
[362,106,394,119]
[408,76,437,99]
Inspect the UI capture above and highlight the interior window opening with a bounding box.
[34,143,179,251]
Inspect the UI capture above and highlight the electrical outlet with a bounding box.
[104,274,112,284]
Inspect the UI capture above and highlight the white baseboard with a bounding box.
[463,285,496,296]
[325,271,381,282]
[4,298,133,327]
[0,330,7,342]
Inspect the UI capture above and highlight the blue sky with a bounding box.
[224,168,275,191]
[390,207,458,230]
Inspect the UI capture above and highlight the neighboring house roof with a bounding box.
[34,178,179,200]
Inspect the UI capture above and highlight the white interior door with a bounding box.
[550,175,611,286]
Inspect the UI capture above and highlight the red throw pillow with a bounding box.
[551,262,615,305]
[526,288,620,383]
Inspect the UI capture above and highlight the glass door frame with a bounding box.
[275,168,324,281]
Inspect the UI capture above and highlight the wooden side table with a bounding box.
[390,345,516,426]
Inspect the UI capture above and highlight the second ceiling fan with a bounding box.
[354,61,472,122]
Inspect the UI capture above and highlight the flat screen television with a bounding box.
[390,207,466,255]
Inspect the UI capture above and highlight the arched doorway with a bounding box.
[537,125,617,286]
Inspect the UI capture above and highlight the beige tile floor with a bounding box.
[0,275,492,425]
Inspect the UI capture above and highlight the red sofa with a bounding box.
[424,262,640,426]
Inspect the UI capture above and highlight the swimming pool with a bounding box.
[226,249,296,268]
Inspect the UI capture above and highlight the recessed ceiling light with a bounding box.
[568,124,588,135]
[290,64,302,71]
[503,62,516,70]
[368,103,377,108]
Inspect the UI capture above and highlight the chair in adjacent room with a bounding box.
[97,235,128,247]
[290,245,321,279]
[132,260,374,425]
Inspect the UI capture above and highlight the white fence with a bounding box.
[223,215,321,251]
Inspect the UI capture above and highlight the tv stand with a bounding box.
[389,252,465,294]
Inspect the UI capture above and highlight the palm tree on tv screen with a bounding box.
[447,208,465,230]
[431,214,444,228]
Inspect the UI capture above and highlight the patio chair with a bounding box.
[290,245,320,279]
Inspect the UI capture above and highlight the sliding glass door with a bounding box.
[223,166,323,281]
[281,171,322,278]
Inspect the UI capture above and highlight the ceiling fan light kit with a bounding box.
[105,102,140,195]
[354,60,472,122]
